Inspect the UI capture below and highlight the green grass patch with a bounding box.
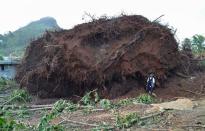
[3,89,31,105]
[136,94,154,104]
[117,98,133,106]
[80,90,100,106]
[99,99,113,109]
[115,112,140,129]
[0,117,32,131]
[0,55,3,60]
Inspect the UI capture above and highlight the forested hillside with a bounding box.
[0,17,60,57]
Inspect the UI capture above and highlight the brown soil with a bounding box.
[16,15,183,98]
[2,72,205,130]
[115,72,205,101]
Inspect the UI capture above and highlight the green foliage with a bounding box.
[192,34,205,55]
[115,112,140,129]
[0,17,60,56]
[37,100,67,131]
[198,60,205,69]
[137,94,154,104]
[0,77,19,89]
[80,90,100,106]
[0,99,67,131]
[181,38,192,51]
[81,91,93,105]
[117,98,133,106]
[0,55,3,60]
[65,102,78,112]
[0,77,7,90]
[17,109,31,119]
[181,35,205,57]
[99,99,113,109]
[7,89,31,104]
[37,111,64,131]
[0,117,31,131]
[52,100,68,113]
[201,60,205,65]
[94,91,100,103]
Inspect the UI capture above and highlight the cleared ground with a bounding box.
[1,72,205,130]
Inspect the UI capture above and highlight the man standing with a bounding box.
[146,73,155,94]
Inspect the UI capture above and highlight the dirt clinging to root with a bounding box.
[16,15,181,98]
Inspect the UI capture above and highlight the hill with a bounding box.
[0,17,61,56]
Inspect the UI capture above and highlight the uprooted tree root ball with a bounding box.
[16,15,183,98]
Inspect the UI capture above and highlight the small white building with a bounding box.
[0,60,19,79]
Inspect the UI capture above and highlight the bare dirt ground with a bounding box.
[30,97,205,131]
[1,71,205,130]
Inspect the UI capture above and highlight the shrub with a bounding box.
[99,99,113,109]
[6,89,31,104]
[115,112,140,128]
[80,90,100,106]
[137,94,154,104]
[0,55,3,60]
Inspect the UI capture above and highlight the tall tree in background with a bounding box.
[0,55,3,60]
[182,38,192,52]
[192,34,205,57]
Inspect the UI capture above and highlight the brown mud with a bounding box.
[16,15,191,98]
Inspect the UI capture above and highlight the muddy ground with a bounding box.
[1,71,205,130]
[16,15,181,99]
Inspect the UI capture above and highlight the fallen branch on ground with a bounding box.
[29,104,53,108]
[60,116,98,127]
[6,107,52,114]
[140,110,165,120]
[0,104,105,113]
[27,107,52,111]
[181,125,205,128]
[175,72,190,78]
[0,104,52,108]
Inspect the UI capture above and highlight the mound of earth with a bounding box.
[16,15,181,98]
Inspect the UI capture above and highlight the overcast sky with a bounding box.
[0,0,204,40]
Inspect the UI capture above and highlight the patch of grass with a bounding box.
[0,78,8,91]
[99,99,113,109]
[17,108,31,119]
[0,117,32,131]
[37,111,64,131]
[37,100,67,131]
[53,99,78,113]
[6,89,31,104]
[136,94,154,104]
[0,78,18,91]
[65,101,78,112]
[0,55,3,60]
[117,98,133,106]
[52,99,69,113]
[80,90,100,106]
[0,78,7,85]
[0,105,33,120]
[199,60,205,69]
[115,112,140,129]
